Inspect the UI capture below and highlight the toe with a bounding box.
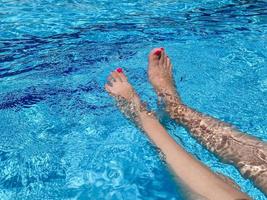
[159,49,165,65]
[166,57,170,68]
[170,63,173,73]
[108,73,115,82]
[105,83,111,93]
[164,55,168,67]
[107,75,114,87]
[117,71,127,82]
[111,71,120,81]
[148,48,161,66]
[166,57,172,75]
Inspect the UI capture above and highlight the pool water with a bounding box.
[0,0,267,199]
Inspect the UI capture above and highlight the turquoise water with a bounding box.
[0,0,267,199]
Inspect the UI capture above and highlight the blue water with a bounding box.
[0,0,267,199]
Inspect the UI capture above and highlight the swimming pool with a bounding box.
[0,0,266,199]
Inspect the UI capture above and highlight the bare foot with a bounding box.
[105,69,137,101]
[148,48,181,104]
[105,69,144,119]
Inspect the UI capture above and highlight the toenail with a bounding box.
[116,68,123,73]
[160,47,164,51]
[154,50,161,56]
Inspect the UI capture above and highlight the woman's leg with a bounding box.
[148,48,267,194]
[105,69,250,200]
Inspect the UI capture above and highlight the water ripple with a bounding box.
[0,0,267,199]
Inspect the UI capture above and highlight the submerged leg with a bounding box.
[105,69,250,200]
[148,47,267,194]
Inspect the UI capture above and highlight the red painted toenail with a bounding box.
[154,50,161,56]
[160,47,164,51]
[116,68,123,73]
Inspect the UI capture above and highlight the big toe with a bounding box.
[148,48,162,66]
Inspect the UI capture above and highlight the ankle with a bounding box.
[158,91,181,105]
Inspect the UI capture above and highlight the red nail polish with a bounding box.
[154,50,161,56]
[160,47,164,51]
[116,68,123,73]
